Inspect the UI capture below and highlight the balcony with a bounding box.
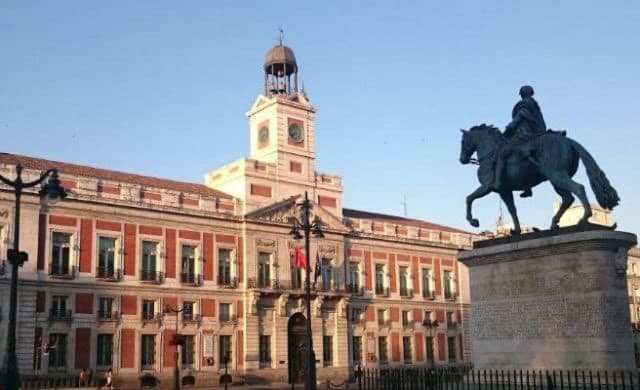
[400,288,414,299]
[96,266,123,281]
[347,284,364,295]
[220,315,238,326]
[217,277,238,289]
[423,290,436,300]
[49,309,72,322]
[140,270,165,284]
[141,312,162,326]
[444,291,457,301]
[180,272,203,286]
[447,322,458,330]
[182,313,202,326]
[49,264,77,279]
[379,358,389,365]
[351,317,366,327]
[377,319,391,328]
[375,286,390,297]
[97,310,120,322]
[402,321,414,330]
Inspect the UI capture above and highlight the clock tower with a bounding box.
[205,41,343,216]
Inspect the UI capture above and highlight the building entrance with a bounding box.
[288,312,308,384]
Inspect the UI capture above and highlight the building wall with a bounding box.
[0,166,470,383]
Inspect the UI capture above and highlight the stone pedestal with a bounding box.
[458,227,637,370]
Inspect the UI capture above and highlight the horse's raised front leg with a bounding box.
[466,185,492,227]
[499,191,521,235]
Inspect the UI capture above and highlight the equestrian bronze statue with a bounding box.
[459,86,619,234]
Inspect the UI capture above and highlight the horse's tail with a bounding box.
[567,138,620,209]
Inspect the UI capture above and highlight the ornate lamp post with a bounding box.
[164,304,188,390]
[0,164,67,388]
[422,318,439,368]
[288,191,324,390]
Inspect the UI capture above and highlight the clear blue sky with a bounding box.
[2,1,639,235]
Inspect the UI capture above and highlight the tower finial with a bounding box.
[278,26,284,45]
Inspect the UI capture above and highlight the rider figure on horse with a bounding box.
[493,85,547,197]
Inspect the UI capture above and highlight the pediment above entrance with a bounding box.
[245,194,350,233]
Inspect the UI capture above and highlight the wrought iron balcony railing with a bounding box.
[375,286,390,297]
[423,290,436,300]
[49,309,73,321]
[49,264,77,279]
[180,272,203,286]
[218,276,238,288]
[97,310,120,321]
[96,266,123,281]
[347,284,364,295]
[444,291,457,301]
[140,270,165,284]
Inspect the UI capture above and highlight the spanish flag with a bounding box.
[293,247,307,270]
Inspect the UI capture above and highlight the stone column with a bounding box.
[459,228,637,370]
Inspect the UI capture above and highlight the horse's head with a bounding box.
[459,128,476,164]
[459,124,502,164]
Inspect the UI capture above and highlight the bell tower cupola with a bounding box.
[264,36,298,96]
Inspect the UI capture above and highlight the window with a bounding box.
[422,268,433,298]
[50,296,69,320]
[219,335,232,366]
[321,259,332,291]
[378,336,388,363]
[257,252,271,288]
[426,337,434,363]
[97,237,116,278]
[399,266,409,297]
[348,262,360,293]
[352,336,362,363]
[375,264,385,295]
[98,297,114,319]
[141,334,156,368]
[48,334,67,369]
[402,336,412,363]
[218,248,232,285]
[181,245,196,283]
[402,310,410,327]
[182,335,195,367]
[220,303,231,322]
[377,309,386,325]
[96,334,113,366]
[142,299,155,320]
[446,312,455,328]
[447,336,457,362]
[424,311,432,325]
[323,335,333,366]
[443,270,454,299]
[350,308,362,323]
[51,232,71,276]
[259,335,271,365]
[141,241,157,281]
[183,301,195,321]
[291,264,302,290]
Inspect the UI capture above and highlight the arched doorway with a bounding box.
[288,312,308,384]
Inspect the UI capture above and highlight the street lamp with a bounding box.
[0,164,67,389]
[288,191,324,390]
[164,304,188,390]
[422,318,439,368]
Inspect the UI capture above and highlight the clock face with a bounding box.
[288,123,304,142]
[258,126,269,143]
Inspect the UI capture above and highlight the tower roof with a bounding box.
[264,44,297,75]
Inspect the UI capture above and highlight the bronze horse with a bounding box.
[459,124,619,234]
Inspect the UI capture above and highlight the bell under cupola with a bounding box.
[264,37,299,96]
